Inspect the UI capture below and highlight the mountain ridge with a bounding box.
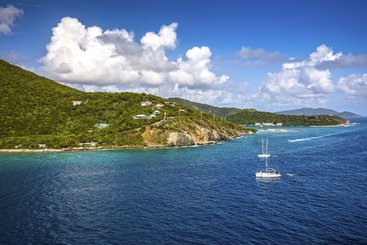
[276,107,361,118]
[169,98,360,119]
[169,99,347,126]
[168,97,241,118]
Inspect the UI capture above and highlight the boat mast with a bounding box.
[265,139,268,169]
[258,139,271,170]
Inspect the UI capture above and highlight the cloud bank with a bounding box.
[41,17,239,105]
[0,5,23,35]
[42,19,226,87]
[41,18,367,108]
[338,73,367,98]
[259,45,342,105]
[258,45,367,106]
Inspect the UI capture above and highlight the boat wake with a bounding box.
[287,131,343,143]
[344,122,359,127]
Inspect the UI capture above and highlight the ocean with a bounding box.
[1,118,366,244]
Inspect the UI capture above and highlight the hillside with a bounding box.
[167,98,347,126]
[168,97,241,118]
[336,111,361,118]
[227,109,346,126]
[0,60,252,149]
[276,107,361,118]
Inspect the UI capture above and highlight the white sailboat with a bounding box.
[256,139,281,178]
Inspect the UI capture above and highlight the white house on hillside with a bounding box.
[141,101,152,106]
[79,142,98,147]
[72,101,82,106]
[94,123,110,129]
[133,114,150,119]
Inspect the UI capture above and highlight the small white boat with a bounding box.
[256,139,281,178]
[256,168,281,178]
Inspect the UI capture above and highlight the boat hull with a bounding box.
[256,171,281,178]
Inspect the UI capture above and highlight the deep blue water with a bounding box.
[1,119,367,244]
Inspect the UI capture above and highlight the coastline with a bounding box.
[309,123,347,127]
[0,145,155,153]
[0,133,251,153]
[0,147,111,153]
[0,143,216,153]
[242,123,346,127]
[0,123,347,153]
[257,128,295,133]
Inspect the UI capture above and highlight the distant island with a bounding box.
[0,60,347,151]
[169,98,347,126]
[276,108,362,118]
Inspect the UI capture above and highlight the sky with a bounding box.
[1,0,367,114]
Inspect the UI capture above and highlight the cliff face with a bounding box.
[141,119,249,147]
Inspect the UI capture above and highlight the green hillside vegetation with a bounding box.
[0,60,250,149]
[168,97,241,118]
[227,109,346,126]
[276,107,339,116]
[276,107,361,118]
[168,97,346,126]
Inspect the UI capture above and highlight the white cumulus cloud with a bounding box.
[259,45,339,105]
[169,46,223,88]
[0,4,23,35]
[317,53,367,69]
[41,17,228,93]
[337,73,367,98]
[141,23,177,51]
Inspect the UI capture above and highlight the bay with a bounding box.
[1,119,366,244]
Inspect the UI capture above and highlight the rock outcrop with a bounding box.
[167,132,195,146]
[141,120,250,147]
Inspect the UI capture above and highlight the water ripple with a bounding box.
[1,121,367,243]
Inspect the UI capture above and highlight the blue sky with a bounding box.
[1,0,367,114]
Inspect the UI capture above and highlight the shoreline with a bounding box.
[242,123,346,127]
[0,123,346,153]
[257,128,295,133]
[0,143,218,153]
[0,134,250,153]
[309,123,347,127]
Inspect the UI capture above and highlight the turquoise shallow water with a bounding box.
[1,119,367,244]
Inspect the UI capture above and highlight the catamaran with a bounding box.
[256,139,281,178]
